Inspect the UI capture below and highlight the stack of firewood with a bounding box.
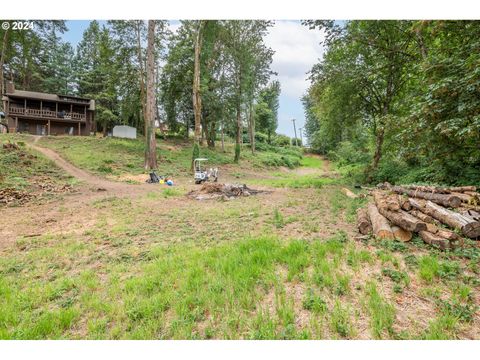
[356,183,480,250]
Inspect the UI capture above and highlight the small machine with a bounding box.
[194,158,218,184]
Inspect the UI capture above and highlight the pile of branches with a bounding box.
[356,183,480,250]
[187,183,269,201]
[32,180,74,194]
[2,141,20,150]
[0,187,33,206]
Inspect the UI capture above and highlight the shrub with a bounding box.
[272,134,291,147]
[302,289,327,314]
[328,141,370,167]
[255,132,269,143]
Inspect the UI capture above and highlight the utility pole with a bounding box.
[292,118,298,146]
[298,127,303,147]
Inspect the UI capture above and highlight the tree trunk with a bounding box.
[450,186,476,193]
[371,127,384,172]
[102,123,107,137]
[144,20,157,170]
[391,185,462,208]
[248,101,255,154]
[367,203,394,239]
[234,99,241,163]
[418,231,456,251]
[378,207,427,233]
[391,225,412,242]
[207,117,216,148]
[373,191,400,211]
[0,27,9,111]
[451,192,473,203]
[409,209,434,223]
[221,124,225,152]
[409,199,480,238]
[342,188,358,199]
[356,207,372,235]
[193,21,205,146]
[423,223,461,241]
[136,22,147,136]
[403,185,451,194]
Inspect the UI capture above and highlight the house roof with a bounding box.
[5,89,92,104]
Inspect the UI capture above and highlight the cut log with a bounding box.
[342,188,358,199]
[460,209,480,221]
[398,195,412,211]
[404,185,451,194]
[450,186,476,193]
[426,223,438,233]
[410,209,434,223]
[374,193,426,232]
[378,208,427,233]
[423,223,461,241]
[450,192,473,203]
[410,199,480,238]
[373,191,400,211]
[356,207,372,235]
[367,203,394,239]
[463,191,480,204]
[419,231,455,250]
[391,225,412,242]
[392,186,462,208]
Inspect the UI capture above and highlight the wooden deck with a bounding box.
[9,107,86,121]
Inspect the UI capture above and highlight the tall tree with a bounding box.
[223,20,273,162]
[144,20,157,170]
[255,80,280,143]
[192,20,206,146]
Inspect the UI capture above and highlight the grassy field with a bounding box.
[31,135,304,180]
[0,134,479,339]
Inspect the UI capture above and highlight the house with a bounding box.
[1,82,95,136]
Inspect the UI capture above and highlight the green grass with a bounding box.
[253,175,338,189]
[300,156,323,168]
[330,300,352,338]
[31,135,303,179]
[0,233,357,339]
[418,255,461,283]
[364,282,396,339]
[422,315,459,340]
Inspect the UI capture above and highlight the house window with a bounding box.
[65,126,74,135]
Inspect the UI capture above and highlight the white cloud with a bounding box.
[265,21,326,98]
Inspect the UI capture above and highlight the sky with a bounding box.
[62,20,326,138]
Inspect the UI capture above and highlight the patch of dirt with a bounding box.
[187,183,271,201]
[110,173,150,184]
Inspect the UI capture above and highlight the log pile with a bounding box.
[187,183,270,201]
[356,183,480,250]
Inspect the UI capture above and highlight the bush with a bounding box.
[329,141,370,167]
[255,132,269,143]
[272,134,291,147]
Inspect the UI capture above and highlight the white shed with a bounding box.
[112,125,137,139]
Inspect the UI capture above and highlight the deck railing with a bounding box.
[9,107,86,121]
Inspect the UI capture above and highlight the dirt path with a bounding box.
[291,154,333,176]
[29,136,155,194]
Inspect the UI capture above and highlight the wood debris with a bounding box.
[357,183,480,250]
[187,183,270,201]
